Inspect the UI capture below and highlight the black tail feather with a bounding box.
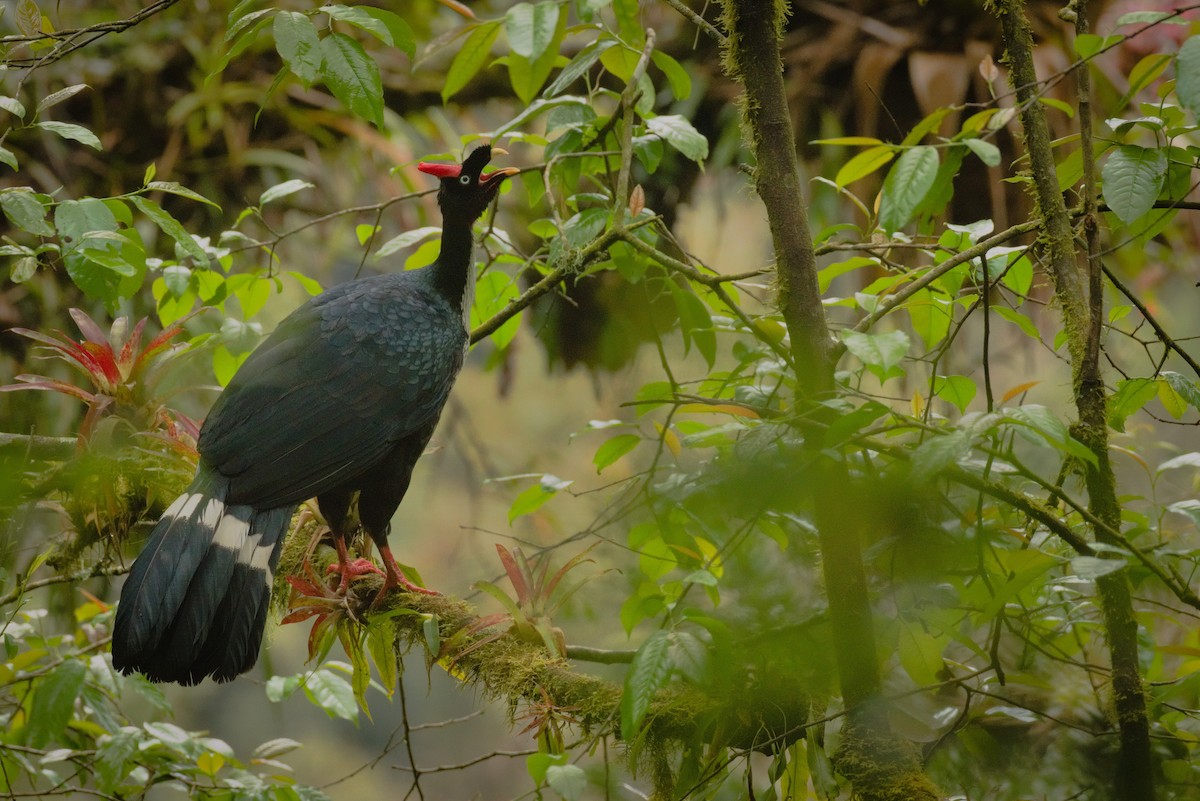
[112,468,293,684]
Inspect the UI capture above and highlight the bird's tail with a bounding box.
[111,469,293,685]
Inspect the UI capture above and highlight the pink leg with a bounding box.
[328,535,383,593]
[375,543,439,603]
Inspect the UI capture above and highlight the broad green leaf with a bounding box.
[1074,33,1123,60]
[1158,375,1188,418]
[26,660,87,748]
[612,0,643,44]
[840,329,909,373]
[303,668,358,722]
[508,477,569,523]
[992,305,1041,340]
[34,121,101,150]
[470,270,521,350]
[1160,453,1200,473]
[669,283,716,367]
[934,375,977,413]
[376,226,441,259]
[835,145,895,187]
[55,197,117,244]
[1109,378,1158,432]
[505,1,559,60]
[963,137,1001,166]
[527,751,569,783]
[878,145,939,232]
[1126,53,1173,99]
[651,50,691,100]
[1101,145,1166,224]
[620,630,671,740]
[1070,555,1126,580]
[147,181,221,209]
[506,9,565,105]
[274,11,322,86]
[561,207,608,247]
[10,256,37,282]
[129,195,210,267]
[646,115,709,164]
[319,33,384,128]
[36,83,88,114]
[594,433,640,473]
[1176,36,1200,119]
[260,178,314,205]
[0,96,26,118]
[898,624,944,685]
[323,4,393,46]
[911,430,971,483]
[1161,371,1200,410]
[906,288,952,349]
[361,7,415,57]
[0,188,53,236]
[545,764,588,801]
[545,39,614,96]
[0,145,17,170]
[443,22,502,102]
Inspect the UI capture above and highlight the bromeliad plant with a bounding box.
[0,307,198,447]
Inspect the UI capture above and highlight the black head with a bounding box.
[418,144,519,224]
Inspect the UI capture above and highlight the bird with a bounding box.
[110,144,519,685]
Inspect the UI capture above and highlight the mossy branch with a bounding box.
[997,2,1154,798]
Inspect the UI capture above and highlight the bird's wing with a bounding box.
[198,276,466,508]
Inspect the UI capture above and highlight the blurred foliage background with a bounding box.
[2,1,1200,800]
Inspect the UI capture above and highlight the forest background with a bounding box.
[3,1,1200,800]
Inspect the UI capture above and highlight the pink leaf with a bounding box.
[69,308,110,345]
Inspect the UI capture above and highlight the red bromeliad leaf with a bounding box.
[0,377,97,403]
[135,316,193,374]
[118,317,149,374]
[281,607,324,625]
[68,308,110,345]
[80,341,121,385]
[495,544,532,606]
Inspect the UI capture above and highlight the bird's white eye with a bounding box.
[458,174,472,185]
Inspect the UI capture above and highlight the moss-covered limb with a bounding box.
[718,0,833,397]
[0,433,78,460]
[997,2,1154,799]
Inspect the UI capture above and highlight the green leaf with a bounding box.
[0,188,53,236]
[303,668,358,722]
[470,269,522,350]
[877,145,939,232]
[934,375,977,413]
[505,1,559,60]
[319,33,384,128]
[508,476,569,523]
[646,115,709,163]
[1109,377,1158,432]
[376,225,441,259]
[1070,555,1126,580]
[260,178,314,205]
[147,181,221,209]
[506,10,565,105]
[129,195,210,267]
[911,430,971,483]
[1176,36,1200,119]
[594,433,640,473]
[443,22,502,102]
[527,751,568,784]
[1161,371,1200,410]
[1005,405,1098,466]
[26,660,87,748]
[10,256,38,282]
[836,145,896,186]
[361,7,415,57]
[651,50,691,100]
[34,121,102,150]
[840,329,910,374]
[36,84,88,114]
[0,96,26,118]
[992,305,1041,340]
[274,11,322,86]
[898,625,944,685]
[0,145,18,170]
[323,4,395,47]
[1101,145,1166,224]
[906,288,952,350]
[620,630,671,740]
[1158,375,1188,418]
[669,283,716,367]
[55,197,117,244]
[612,0,643,44]
[963,137,1001,166]
[546,39,614,96]
[561,207,608,247]
[1126,53,1173,99]
[546,764,588,801]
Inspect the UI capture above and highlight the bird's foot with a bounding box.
[371,545,439,608]
[327,557,385,594]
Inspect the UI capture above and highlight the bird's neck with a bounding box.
[431,212,477,325]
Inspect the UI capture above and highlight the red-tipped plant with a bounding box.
[1,308,197,445]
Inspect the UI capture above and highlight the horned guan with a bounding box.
[111,144,519,685]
